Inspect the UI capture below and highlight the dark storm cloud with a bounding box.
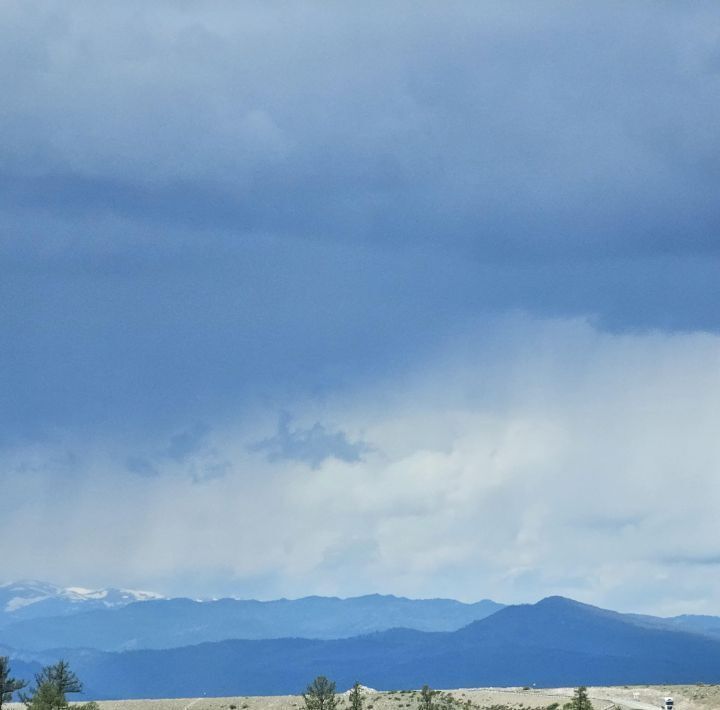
[249,413,372,469]
[164,424,211,463]
[123,423,231,482]
[1,0,719,439]
[1,1,717,258]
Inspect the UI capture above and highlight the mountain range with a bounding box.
[0,581,163,626]
[3,582,720,699]
[0,593,503,651]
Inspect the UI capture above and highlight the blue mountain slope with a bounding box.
[0,594,503,651]
[13,597,720,699]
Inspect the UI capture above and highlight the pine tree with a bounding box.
[0,657,27,710]
[303,676,338,710]
[39,661,82,697]
[25,682,66,710]
[21,660,83,709]
[420,686,436,710]
[570,687,592,710]
[348,683,363,710]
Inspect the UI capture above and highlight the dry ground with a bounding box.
[10,685,719,710]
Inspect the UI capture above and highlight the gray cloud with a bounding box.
[249,412,373,469]
[164,423,211,463]
[124,423,231,483]
[1,321,719,614]
[0,2,717,259]
[1,1,720,616]
[1,2,720,442]
[661,554,720,567]
[124,456,159,478]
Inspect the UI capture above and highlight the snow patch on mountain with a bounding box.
[5,595,45,612]
[0,580,163,615]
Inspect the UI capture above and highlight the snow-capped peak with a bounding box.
[0,580,164,616]
[63,586,163,603]
[65,586,107,598]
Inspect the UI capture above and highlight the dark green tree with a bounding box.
[20,660,85,710]
[25,682,66,710]
[348,683,364,710]
[35,661,82,697]
[570,687,592,710]
[303,676,338,710]
[420,686,437,710]
[0,657,27,710]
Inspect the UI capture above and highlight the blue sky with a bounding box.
[1,1,720,615]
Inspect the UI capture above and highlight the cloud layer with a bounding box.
[1,2,719,612]
[2,319,719,614]
[3,1,720,438]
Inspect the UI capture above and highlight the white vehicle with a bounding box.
[662,698,674,710]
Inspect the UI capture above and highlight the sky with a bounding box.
[1,0,720,616]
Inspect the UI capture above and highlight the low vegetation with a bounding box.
[301,678,577,710]
[348,684,363,710]
[303,677,338,710]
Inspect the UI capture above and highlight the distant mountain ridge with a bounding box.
[0,592,504,650]
[0,581,164,626]
[625,610,720,640]
[8,596,720,699]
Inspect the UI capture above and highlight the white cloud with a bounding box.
[1,317,719,615]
